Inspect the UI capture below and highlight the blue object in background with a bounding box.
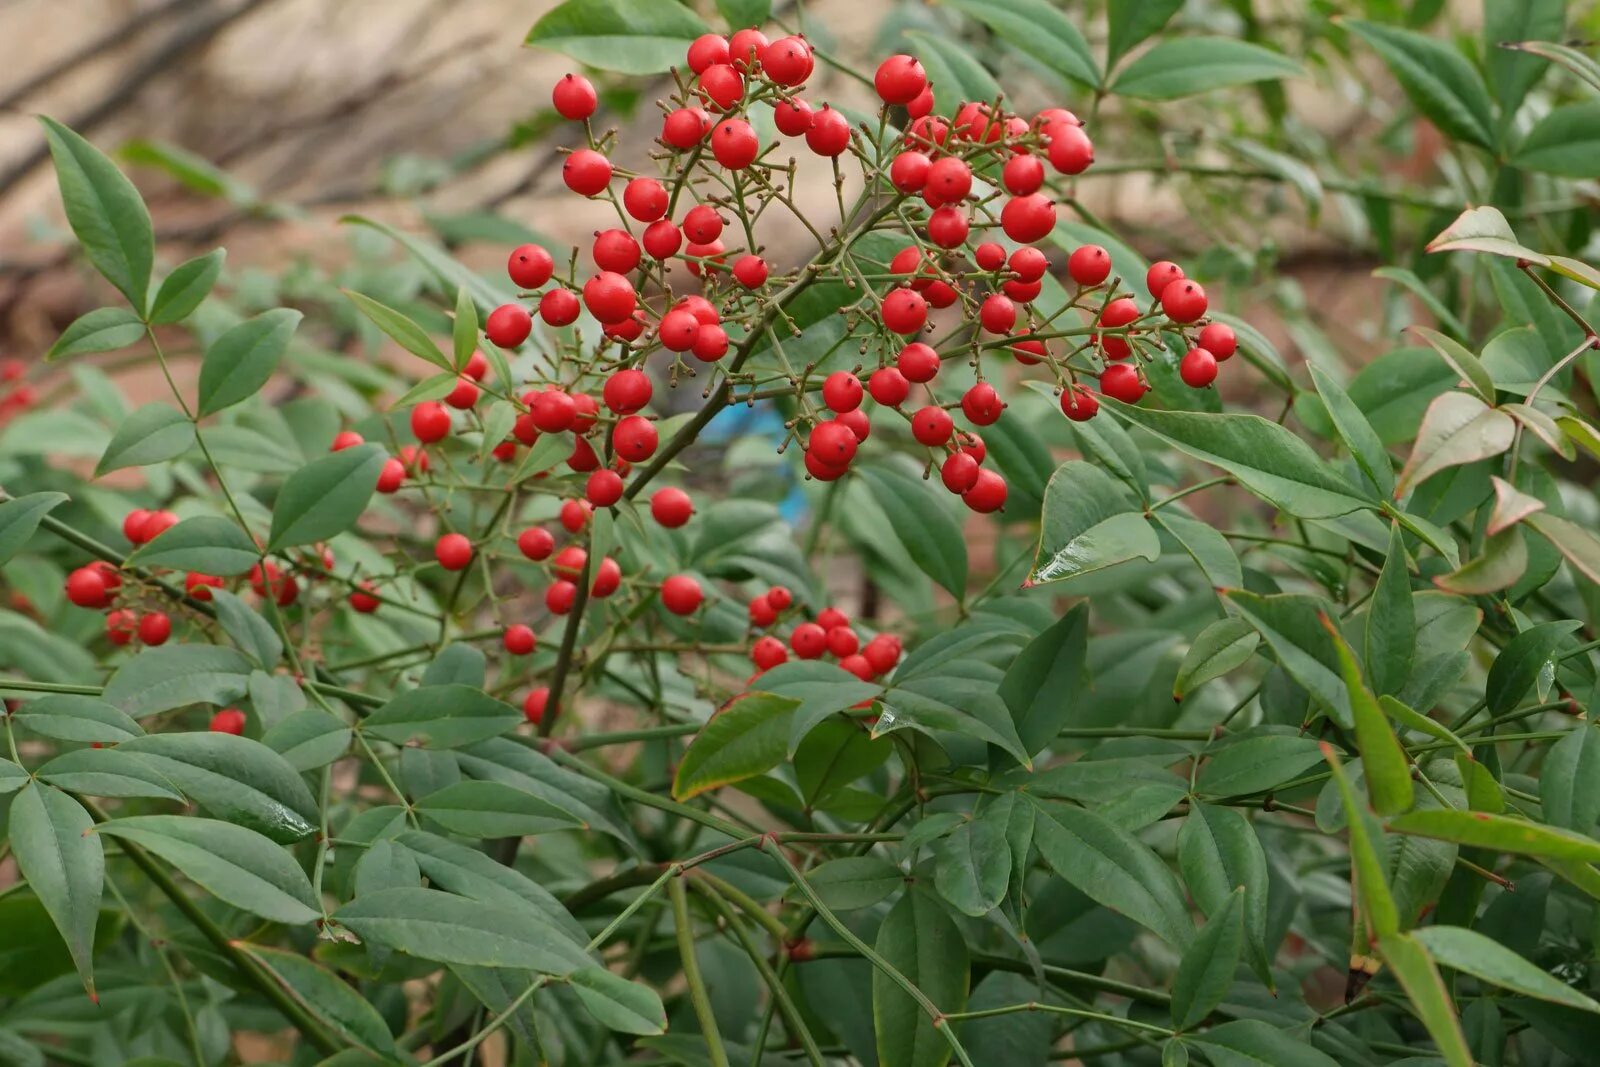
[702,402,812,525]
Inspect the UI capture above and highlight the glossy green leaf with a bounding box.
[103,643,252,717]
[0,492,68,567]
[96,402,194,475]
[0,757,26,794]
[210,589,282,667]
[1486,620,1580,714]
[46,307,145,362]
[363,684,526,749]
[1414,924,1600,1013]
[1541,725,1600,833]
[267,443,386,550]
[1410,325,1500,406]
[97,815,318,924]
[873,888,968,1067]
[40,116,153,310]
[1031,797,1193,948]
[570,967,668,1035]
[1425,204,1545,263]
[1197,733,1326,798]
[414,780,583,837]
[118,731,318,842]
[9,783,102,994]
[148,248,225,325]
[1107,400,1375,519]
[1178,803,1271,988]
[36,746,184,800]
[127,515,258,576]
[860,466,968,597]
[10,694,142,744]
[334,887,592,974]
[673,693,799,800]
[1326,618,1414,816]
[999,603,1087,757]
[1345,20,1494,148]
[1435,526,1527,595]
[525,0,710,74]
[1113,37,1302,99]
[197,309,302,416]
[1029,460,1158,584]
[940,0,1099,87]
[397,829,587,944]
[1170,889,1242,1031]
[1175,617,1259,699]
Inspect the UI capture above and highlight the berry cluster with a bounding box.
[744,585,901,681]
[0,358,33,426]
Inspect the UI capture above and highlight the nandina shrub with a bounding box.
[4,3,1600,1065]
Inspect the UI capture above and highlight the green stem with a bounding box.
[671,876,731,1067]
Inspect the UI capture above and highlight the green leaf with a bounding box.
[118,731,318,843]
[10,784,103,997]
[570,967,668,1035]
[197,309,301,416]
[46,307,145,361]
[525,0,710,74]
[1412,325,1499,403]
[1414,925,1600,1014]
[1344,20,1495,149]
[1323,745,1399,938]
[1501,39,1600,95]
[103,643,252,717]
[362,684,523,749]
[748,660,881,755]
[859,466,968,597]
[1366,525,1416,698]
[237,944,400,1056]
[715,0,768,30]
[0,757,26,794]
[1390,808,1600,864]
[96,402,194,475]
[790,856,905,911]
[1396,392,1515,498]
[1325,618,1414,817]
[1485,0,1565,116]
[873,888,968,1067]
[1190,1021,1340,1067]
[1516,101,1600,177]
[1426,204,1546,263]
[904,32,1002,117]
[39,116,153,310]
[342,216,517,317]
[1175,617,1259,700]
[1030,797,1193,948]
[999,603,1087,757]
[1527,512,1600,586]
[97,815,319,924]
[1112,38,1302,100]
[1154,509,1243,591]
[1197,733,1326,797]
[1178,803,1271,989]
[1105,0,1181,67]
[0,492,68,567]
[934,817,1009,917]
[334,887,593,974]
[1541,726,1600,833]
[1486,620,1580,714]
[1170,889,1243,1031]
[1435,526,1528,596]
[1308,363,1394,497]
[940,0,1100,87]
[148,248,225,325]
[36,746,184,800]
[343,290,450,372]
[1029,460,1158,584]
[262,709,351,772]
[397,829,587,944]
[1378,933,1472,1067]
[414,780,583,837]
[673,693,799,800]
[126,515,258,576]
[10,694,143,744]
[268,443,386,550]
[1373,267,1469,341]
[1106,400,1375,519]
[1224,591,1351,726]
[210,589,283,667]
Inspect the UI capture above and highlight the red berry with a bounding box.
[377,457,406,493]
[712,118,760,168]
[642,220,682,260]
[1198,322,1238,360]
[911,405,954,446]
[822,371,864,413]
[762,35,814,85]
[658,308,702,352]
[688,33,729,74]
[804,450,849,481]
[699,63,744,110]
[508,244,554,289]
[523,687,550,724]
[562,148,612,196]
[532,390,578,433]
[826,626,860,657]
[501,624,536,656]
[1000,193,1056,243]
[1180,346,1219,388]
[603,369,652,414]
[682,205,723,245]
[961,382,1005,425]
[661,575,704,615]
[411,401,451,443]
[773,99,813,136]
[552,73,597,120]
[752,635,788,670]
[463,351,489,381]
[940,451,979,493]
[650,487,694,528]
[518,527,555,561]
[962,469,1008,513]
[435,533,473,571]
[1099,363,1148,404]
[104,608,135,645]
[1067,244,1111,287]
[906,84,935,119]
[546,580,578,614]
[897,342,940,383]
[729,27,769,70]
[587,469,624,507]
[185,572,224,601]
[614,415,658,462]
[805,106,851,156]
[732,255,768,288]
[539,289,580,327]
[767,586,794,611]
[623,177,669,222]
[592,229,641,274]
[583,272,636,324]
[837,409,871,442]
[926,206,969,248]
[790,622,827,658]
[974,242,1006,272]
[749,596,777,627]
[1061,386,1099,422]
[925,157,973,205]
[839,654,874,681]
[809,420,859,467]
[1146,261,1184,298]
[684,239,727,276]
[210,708,246,735]
[662,107,713,148]
[445,377,479,410]
[65,567,109,609]
[1002,153,1045,196]
[954,102,1001,142]
[958,432,986,464]
[881,289,927,335]
[560,499,591,532]
[1010,247,1048,282]
[1161,279,1208,324]
[591,557,622,598]
[889,151,931,193]
[979,295,1016,335]
[1046,124,1094,174]
[875,54,927,105]
[868,367,910,407]
[1097,298,1141,360]
[486,304,532,347]
[138,510,178,545]
[1012,339,1045,365]
[863,634,901,674]
[679,295,720,326]
[691,325,730,362]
